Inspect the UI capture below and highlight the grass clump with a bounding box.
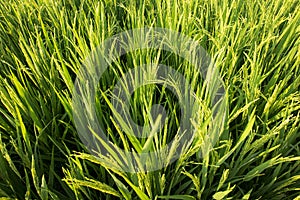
[0,0,299,199]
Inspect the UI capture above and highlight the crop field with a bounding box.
[0,0,299,199]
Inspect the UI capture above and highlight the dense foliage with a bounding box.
[0,0,299,199]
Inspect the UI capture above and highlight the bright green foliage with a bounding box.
[0,0,299,199]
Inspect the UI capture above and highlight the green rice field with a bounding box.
[0,0,299,199]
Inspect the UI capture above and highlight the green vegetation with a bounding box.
[0,0,299,199]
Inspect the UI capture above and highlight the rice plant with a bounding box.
[0,0,299,199]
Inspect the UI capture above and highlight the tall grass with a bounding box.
[0,0,299,199]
